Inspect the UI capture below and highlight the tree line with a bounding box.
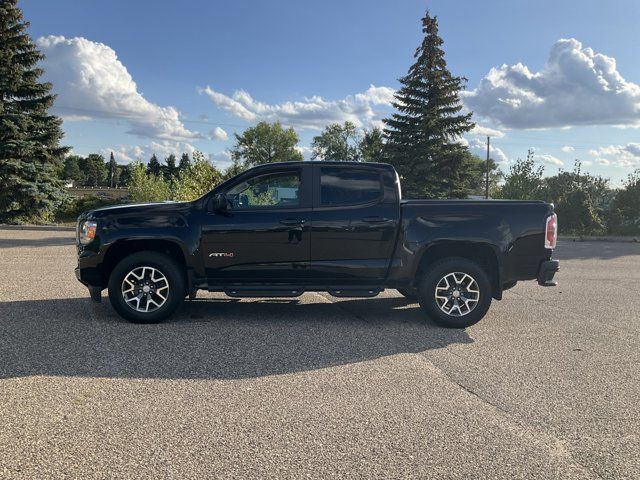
[59,151,194,187]
[1,0,639,235]
[498,151,640,235]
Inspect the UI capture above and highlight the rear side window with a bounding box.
[320,167,382,206]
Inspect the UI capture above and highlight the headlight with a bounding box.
[79,220,97,245]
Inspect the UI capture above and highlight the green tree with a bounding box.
[223,157,246,180]
[608,170,640,235]
[172,152,223,201]
[79,154,107,186]
[231,121,303,167]
[118,164,133,187]
[467,156,503,198]
[497,150,545,200]
[543,161,610,234]
[163,154,178,181]
[147,153,161,176]
[0,0,69,222]
[178,152,191,171]
[383,10,474,198]
[128,162,170,203]
[359,127,385,162]
[107,152,119,187]
[62,155,85,183]
[311,121,361,161]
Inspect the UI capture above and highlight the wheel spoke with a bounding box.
[121,266,170,313]
[434,271,480,317]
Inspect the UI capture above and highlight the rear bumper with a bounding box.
[537,259,559,286]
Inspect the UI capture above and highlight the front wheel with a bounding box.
[108,251,185,323]
[417,257,492,328]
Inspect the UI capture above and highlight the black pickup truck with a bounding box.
[76,161,559,328]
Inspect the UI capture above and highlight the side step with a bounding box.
[328,288,382,298]
[224,287,304,298]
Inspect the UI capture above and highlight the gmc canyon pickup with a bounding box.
[75,161,559,328]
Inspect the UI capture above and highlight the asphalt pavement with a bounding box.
[0,230,638,479]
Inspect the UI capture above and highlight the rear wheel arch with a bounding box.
[413,242,501,299]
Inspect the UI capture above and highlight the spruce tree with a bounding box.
[147,153,161,176]
[108,152,118,187]
[164,153,177,180]
[0,0,68,222]
[178,152,191,172]
[383,10,474,198]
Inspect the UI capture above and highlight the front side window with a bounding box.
[226,171,301,209]
[320,167,382,206]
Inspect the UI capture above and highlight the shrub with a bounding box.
[172,152,223,201]
[54,195,122,223]
[128,162,171,203]
[608,170,640,235]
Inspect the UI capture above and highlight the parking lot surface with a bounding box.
[0,230,638,479]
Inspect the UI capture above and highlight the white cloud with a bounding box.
[37,35,200,141]
[588,143,640,168]
[537,154,564,167]
[561,145,575,153]
[200,84,395,129]
[463,38,640,129]
[466,137,509,164]
[470,125,505,138]
[210,126,228,141]
[597,158,611,166]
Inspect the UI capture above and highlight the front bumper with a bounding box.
[537,259,559,286]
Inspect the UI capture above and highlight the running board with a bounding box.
[328,288,382,298]
[224,287,304,298]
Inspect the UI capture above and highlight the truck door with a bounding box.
[201,165,312,284]
[309,165,399,284]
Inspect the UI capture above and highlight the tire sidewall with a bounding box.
[418,257,492,328]
[108,252,185,323]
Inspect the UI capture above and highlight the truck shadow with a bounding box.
[0,295,472,380]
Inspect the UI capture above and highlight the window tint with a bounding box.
[320,167,382,206]
[227,171,300,209]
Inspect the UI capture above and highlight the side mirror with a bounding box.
[210,193,228,212]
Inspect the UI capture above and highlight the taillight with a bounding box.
[545,214,557,249]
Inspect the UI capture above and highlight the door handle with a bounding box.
[362,216,389,223]
[280,218,306,226]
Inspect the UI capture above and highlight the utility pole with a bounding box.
[485,136,490,199]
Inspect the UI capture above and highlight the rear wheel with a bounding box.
[108,251,185,323]
[417,257,492,328]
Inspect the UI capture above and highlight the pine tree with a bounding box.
[178,152,191,172]
[383,10,474,198]
[108,152,118,187]
[147,153,161,176]
[0,0,69,222]
[164,153,177,180]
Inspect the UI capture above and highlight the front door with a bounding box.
[201,165,312,285]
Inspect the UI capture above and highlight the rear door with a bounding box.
[201,165,312,284]
[309,165,399,284]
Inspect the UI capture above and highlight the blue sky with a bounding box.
[21,0,640,184]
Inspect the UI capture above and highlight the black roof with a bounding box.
[247,160,394,169]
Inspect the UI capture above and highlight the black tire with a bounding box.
[417,257,492,328]
[108,251,185,324]
[397,288,417,300]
